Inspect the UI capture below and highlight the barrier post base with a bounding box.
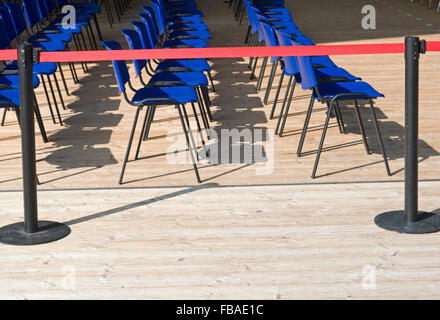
[375,210,440,234]
[0,221,71,246]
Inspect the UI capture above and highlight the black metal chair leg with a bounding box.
[207,70,215,92]
[86,23,98,50]
[103,0,114,28]
[113,0,122,23]
[46,75,63,125]
[73,34,88,73]
[57,63,70,95]
[311,100,335,178]
[264,60,278,105]
[135,106,151,160]
[269,71,285,119]
[278,79,297,137]
[200,86,213,121]
[250,56,259,80]
[181,103,201,161]
[297,96,315,157]
[368,99,392,176]
[176,104,201,183]
[190,102,208,150]
[196,88,210,132]
[119,106,141,184]
[256,57,268,91]
[1,108,7,126]
[65,43,79,84]
[84,24,95,52]
[33,95,49,143]
[52,73,66,111]
[275,75,293,135]
[353,99,371,155]
[248,34,256,69]
[93,14,103,41]
[14,107,20,125]
[143,106,156,141]
[334,101,347,134]
[244,25,251,44]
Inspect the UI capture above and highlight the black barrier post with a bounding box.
[375,36,440,233]
[0,42,71,245]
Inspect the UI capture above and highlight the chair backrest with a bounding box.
[102,41,130,94]
[0,16,12,49]
[44,0,56,15]
[55,0,68,8]
[36,0,51,20]
[243,1,261,36]
[22,0,42,28]
[0,4,17,44]
[130,20,153,50]
[4,2,28,36]
[256,15,279,63]
[141,6,160,43]
[121,29,147,76]
[292,40,318,90]
[138,12,158,48]
[149,0,166,35]
[274,29,300,77]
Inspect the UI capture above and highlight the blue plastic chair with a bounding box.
[295,52,391,178]
[0,12,65,126]
[0,87,48,143]
[102,40,204,184]
[132,14,215,92]
[121,28,212,139]
[274,29,361,136]
[1,3,68,124]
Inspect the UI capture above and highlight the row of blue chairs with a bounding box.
[0,0,106,140]
[233,0,391,179]
[99,0,130,28]
[103,0,215,184]
[414,0,440,12]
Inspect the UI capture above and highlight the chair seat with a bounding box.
[5,62,57,75]
[72,2,101,14]
[166,16,204,25]
[314,81,384,100]
[315,67,361,82]
[156,59,211,72]
[30,32,72,43]
[132,86,198,105]
[294,36,315,46]
[169,30,212,39]
[310,56,337,68]
[51,18,89,27]
[149,72,208,87]
[0,74,40,89]
[0,89,20,107]
[163,39,208,48]
[31,41,66,52]
[168,23,209,32]
[43,25,83,35]
[166,11,203,18]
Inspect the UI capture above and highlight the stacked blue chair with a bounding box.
[238,0,391,178]
[0,14,48,142]
[104,0,214,184]
[293,42,391,178]
[0,1,71,125]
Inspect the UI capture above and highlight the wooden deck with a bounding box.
[1,0,440,299]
